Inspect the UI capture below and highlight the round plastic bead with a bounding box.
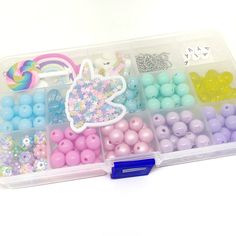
[152,114,166,126]
[33,103,45,116]
[213,132,227,144]
[11,116,21,130]
[127,77,139,90]
[19,105,32,118]
[86,134,101,150]
[50,129,64,143]
[80,149,96,164]
[109,129,124,145]
[216,115,225,126]
[231,131,236,142]
[175,83,190,96]
[166,112,180,126]
[221,104,235,117]
[220,127,231,142]
[19,94,33,105]
[33,90,45,104]
[133,142,149,154]
[1,96,14,107]
[141,73,154,87]
[115,143,131,156]
[189,119,204,134]
[172,121,188,137]
[33,116,45,128]
[63,127,77,140]
[129,116,144,131]
[184,132,196,145]
[115,119,129,132]
[203,106,216,120]
[13,105,20,115]
[195,135,210,147]
[156,72,169,85]
[113,94,126,104]
[1,121,13,132]
[58,139,74,153]
[50,151,65,168]
[160,139,174,153]
[181,94,195,107]
[103,137,115,151]
[138,128,154,143]
[169,135,178,147]
[75,136,87,151]
[124,130,139,146]
[145,85,158,98]
[160,83,174,97]
[125,99,138,112]
[156,125,170,140]
[171,94,181,106]
[125,89,138,100]
[180,110,193,124]
[161,97,175,110]
[177,137,192,151]
[147,98,160,111]
[65,150,80,166]
[106,151,116,159]
[225,115,236,130]
[208,118,222,133]
[101,125,114,136]
[1,107,14,121]
[18,119,32,130]
[172,72,186,84]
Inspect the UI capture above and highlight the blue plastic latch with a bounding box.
[111,158,155,179]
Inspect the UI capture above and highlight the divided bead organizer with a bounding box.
[1,30,236,188]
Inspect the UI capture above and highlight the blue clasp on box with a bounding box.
[111,158,155,179]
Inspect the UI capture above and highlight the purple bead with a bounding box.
[169,135,178,147]
[203,106,216,120]
[208,118,222,133]
[189,119,204,134]
[231,131,236,142]
[225,115,236,131]
[172,121,188,137]
[221,104,235,117]
[184,131,196,145]
[156,125,170,140]
[220,127,231,142]
[180,110,193,124]
[213,132,227,144]
[195,135,210,147]
[216,115,224,126]
[166,112,180,126]
[177,137,192,151]
[152,114,166,127]
[159,139,174,153]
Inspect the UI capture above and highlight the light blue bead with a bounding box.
[1,96,14,107]
[1,121,13,132]
[12,116,21,130]
[19,119,32,130]
[33,103,45,116]
[13,105,20,115]
[125,89,138,100]
[19,94,33,105]
[156,72,169,85]
[125,99,138,113]
[19,105,33,118]
[33,116,46,129]
[33,90,45,104]
[113,94,126,104]
[172,72,187,84]
[1,107,14,121]
[161,97,175,110]
[127,77,139,90]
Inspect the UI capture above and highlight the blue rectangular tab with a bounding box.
[111,158,155,179]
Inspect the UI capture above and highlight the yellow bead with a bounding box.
[220,71,233,84]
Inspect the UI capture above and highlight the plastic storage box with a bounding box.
[1,30,236,188]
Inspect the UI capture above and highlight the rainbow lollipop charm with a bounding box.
[65,59,127,133]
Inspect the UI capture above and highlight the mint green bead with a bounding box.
[175,83,190,96]
[144,85,159,98]
[125,99,138,112]
[160,83,175,97]
[156,71,169,85]
[154,83,160,90]
[181,94,195,107]
[171,94,181,106]
[147,98,160,111]
[125,89,138,99]
[161,97,175,110]
[113,94,126,104]
[141,73,154,87]
[172,72,187,84]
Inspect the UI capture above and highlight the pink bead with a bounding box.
[115,143,131,156]
[85,134,101,150]
[124,130,139,146]
[133,142,149,154]
[80,149,96,164]
[58,139,74,153]
[50,150,65,168]
[149,147,154,152]
[94,148,101,156]
[109,129,124,145]
[103,137,115,151]
[64,127,78,141]
[138,128,154,143]
[101,125,114,136]
[106,151,116,159]
[75,136,87,151]
[50,129,64,143]
[115,119,129,132]
[83,128,97,137]
[65,150,80,166]
[129,116,144,131]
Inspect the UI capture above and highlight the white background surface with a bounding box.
[1,0,236,235]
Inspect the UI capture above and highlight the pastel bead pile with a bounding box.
[203,104,236,144]
[153,110,211,153]
[50,127,101,168]
[0,131,48,176]
[190,70,236,102]
[101,116,155,159]
[142,72,195,111]
[0,91,46,132]
[113,77,142,113]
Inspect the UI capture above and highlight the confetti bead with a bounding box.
[50,129,64,143]
[113,94,126,104]
[172,72,186,84]
[19,94,32,105]
[80,149,96,164]
[1,107,14,121]
[147,98,160,111]
[127,77,139,90]
[125,89,138,99]
[145,85,159,98]
[157,72,169,85]
[1,96,14,107]
[141,73,154,87]
[125,99,138,112]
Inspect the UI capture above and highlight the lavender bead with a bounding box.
[213,132,227,144]
[220,127,231,142]
[169,135,178,147]
[180,110,193,124]
[221,104,235,117]
[177,137,192,151]
[231,131,236,142]
[172,121,188,137]
[225,115,236,130]
[208,118,222,133]
[189,119,204,134]
[166,112,180,126]
[203,106,216,120]
[216,115,225,126]
[160,139,174,153]
[184,131,196,145]
[195,135,210,147]
[152,114,166,127]
[156,125,170,140]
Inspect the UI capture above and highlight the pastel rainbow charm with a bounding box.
[65,59,127,133]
